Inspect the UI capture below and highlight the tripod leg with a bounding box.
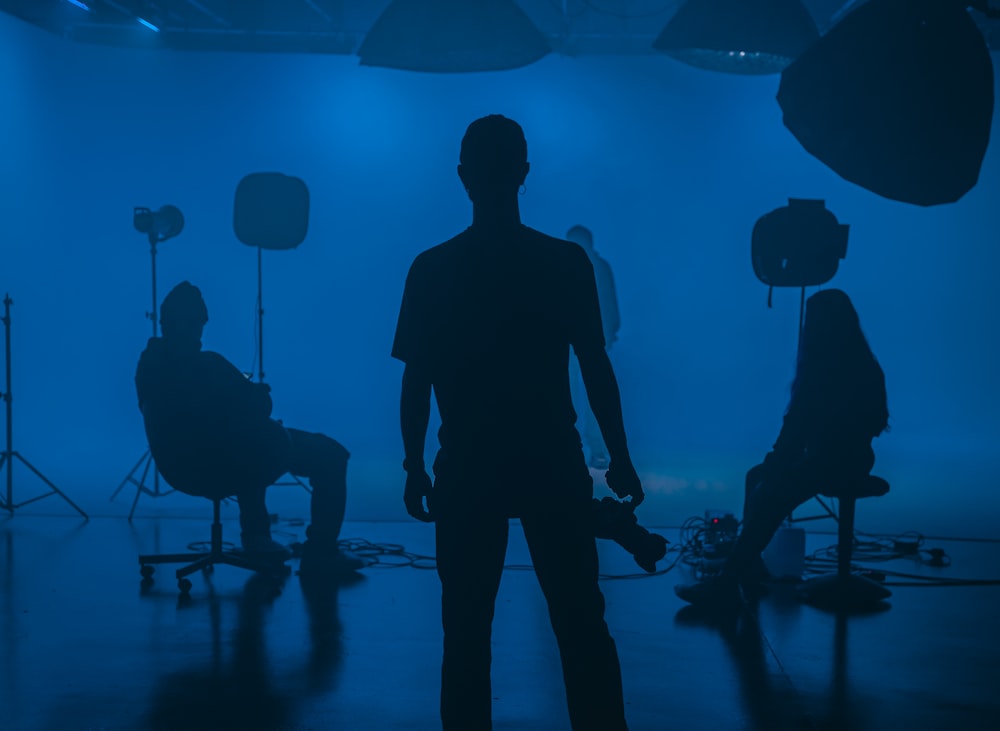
[15,453,88,519]
[0,452,10,513]
[283,473,312,494]
[128,453,154,523]
[110,449,151,502]
[294,474,312,494]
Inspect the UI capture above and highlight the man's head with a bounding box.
[458,115,530,202]
[160,281,208,345]
[566,225,594,250]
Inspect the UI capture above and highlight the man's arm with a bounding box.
[597,259,621,345]
[204,352,273,420]
[400,363,434,522]
[576,343,644,506]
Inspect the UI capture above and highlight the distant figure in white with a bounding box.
[567,225,620,470]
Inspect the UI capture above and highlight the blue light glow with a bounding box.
[1,6,999,540]
[137,17,160,32]
[64,0,91,10]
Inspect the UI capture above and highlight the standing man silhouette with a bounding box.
[566,224,620,469]
[392,115,643,731]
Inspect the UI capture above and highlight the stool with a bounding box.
[798,475,891,610]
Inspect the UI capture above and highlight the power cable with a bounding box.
[187,513,1000,587]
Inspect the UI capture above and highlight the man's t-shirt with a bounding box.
[392,223,605,480]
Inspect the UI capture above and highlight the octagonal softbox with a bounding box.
[777,0,994,206]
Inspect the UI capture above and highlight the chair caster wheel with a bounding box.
[140,565,155,579]
[178,578,193,594]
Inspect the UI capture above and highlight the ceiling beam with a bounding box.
[301,0,333,24]
[182,0,230,27]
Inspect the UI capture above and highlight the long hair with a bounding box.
[790,289,889,436]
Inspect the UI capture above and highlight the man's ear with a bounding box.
[519,162,530,186]
[458,164,475,199]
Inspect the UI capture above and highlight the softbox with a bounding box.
[234,173,309,250]
[752,199,848,288]
[357,0,550,73]
[652,0,819,75]
[777,0,994,206]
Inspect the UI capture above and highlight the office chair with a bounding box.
[138,472,291,594]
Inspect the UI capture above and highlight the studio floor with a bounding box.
[1,502,999,731]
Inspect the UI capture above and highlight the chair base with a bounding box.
[797,573,891,611]
[138,498,290,593]
[139,549,290,593]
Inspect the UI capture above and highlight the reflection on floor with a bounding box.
[1,515,998,730]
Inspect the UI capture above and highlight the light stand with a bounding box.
[0,294,88,518]
[109,233,176,520]
[751,199,849,525]
[256,246,266,383]
[235,173,312,494]
[109,206,184,520]
[251,247,312,491]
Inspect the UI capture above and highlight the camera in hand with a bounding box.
[591,497,669,573]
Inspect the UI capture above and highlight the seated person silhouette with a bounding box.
[134,281,361,574]
[676,288,889,606]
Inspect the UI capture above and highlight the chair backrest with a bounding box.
[137,343,285,500]
[143,410,269,501]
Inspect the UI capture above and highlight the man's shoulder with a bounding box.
[402,233,466,288]
[412,230,471,265]
[525,226,591,264]
[408,226,587,275]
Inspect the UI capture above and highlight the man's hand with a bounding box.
[404,470,434,523]
[606,460,644,508]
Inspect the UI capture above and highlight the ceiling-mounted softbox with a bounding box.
[652,0,819,75]
[357,0,550,73]
[233,173,309,250]
[777,0,994,206]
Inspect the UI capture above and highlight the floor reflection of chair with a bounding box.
[145,572,345,731]
[146,575,290,731]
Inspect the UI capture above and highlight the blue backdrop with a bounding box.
[2,12,998,538]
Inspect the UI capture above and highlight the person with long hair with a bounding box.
[676,288,889,606]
